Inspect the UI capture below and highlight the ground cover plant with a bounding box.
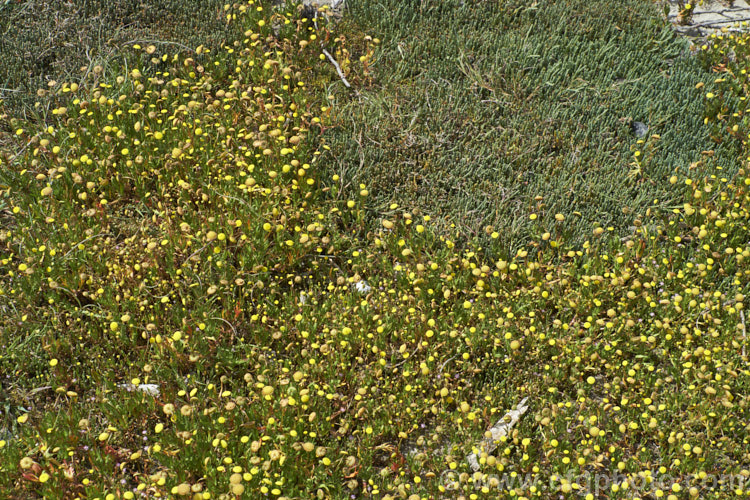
[0,0,241,118]
[0,1,749,499]
[322,0,745,254]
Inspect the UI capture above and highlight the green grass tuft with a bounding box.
[322,0,744,255]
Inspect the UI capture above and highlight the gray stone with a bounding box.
[632,121,649,138]
[662,0,750,41]
[302,0,345,20]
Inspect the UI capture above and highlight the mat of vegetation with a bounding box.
[0,1,749,499]
[323,0,744,253]
[0,0,241,118]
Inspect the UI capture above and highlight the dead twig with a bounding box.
[438,355,458,374]
[391,346,419,369]
[313,11,351,88]
[322,49,351,88]
[210,316,237,337]
[741,310,746,358]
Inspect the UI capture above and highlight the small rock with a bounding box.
[632,121,649,138]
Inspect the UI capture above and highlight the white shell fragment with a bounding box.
[119,383,161,397]
[466,397,529,471]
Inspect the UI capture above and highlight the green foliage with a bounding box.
[0,0,240,117]
[696,30,750,146]
[322,0,743,255]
